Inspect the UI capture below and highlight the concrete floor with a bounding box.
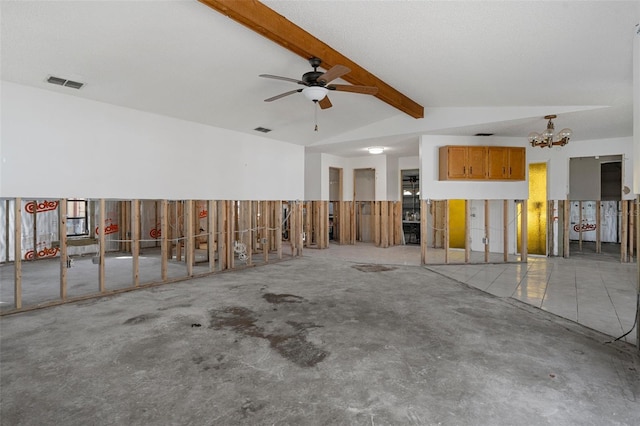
[1,254,639,425]
[308,243,639,346]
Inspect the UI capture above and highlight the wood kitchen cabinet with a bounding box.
[507,147,526,180]
[439,145,525,181]
[439,146,487,180]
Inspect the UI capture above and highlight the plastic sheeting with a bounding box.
[569,201,619,243]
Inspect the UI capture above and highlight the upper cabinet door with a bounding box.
[445,146,468,179]
[508,147,526,180]
[487,147,508,179]
[467,147,487,179]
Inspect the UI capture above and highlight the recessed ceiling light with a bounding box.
[367,146,385,154]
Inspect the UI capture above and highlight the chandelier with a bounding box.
[528,115,572,148]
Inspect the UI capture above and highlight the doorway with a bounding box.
[568,156,622,258]
[401,169,420,244]
[354,168,375,242]
[329,167,343,241]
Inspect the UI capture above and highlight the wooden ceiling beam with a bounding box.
[198,0,424,119]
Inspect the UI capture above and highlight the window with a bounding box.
[66,199,89,236]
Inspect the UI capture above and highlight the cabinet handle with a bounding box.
[510,167,512,175]
[503,167,505,174]
[463,166,466,174]
[470,166,472,174]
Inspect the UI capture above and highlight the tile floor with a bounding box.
[304,242,639,346]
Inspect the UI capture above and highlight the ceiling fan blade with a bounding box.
[328,84,379,95]
[318,96,332,110]
[264,89,302,102]
[259,74,307,85]
[317,65,350,84]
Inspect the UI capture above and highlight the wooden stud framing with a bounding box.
[59,199,68,300]
[521,200,528,262]
[629,201,634,261]
[444,200,450,264]
[636,196,640,350]
[161,200,169,281]
[32,199,37,261]
[381,202,389,248]
[262,201,269,261]
[185,200,194,276]
[14,198,22,309]
[578,201,583,252]
[277,201,283,259]
[98,199,106,293]
[217,201,227,270]
[548,200,554,257]
[246,201,253,265]
[503,200,509,262]
[132,199,140,286]
[4,200,9,263]
[380,201,393,248]
[563,200,570,258]
[622,200,629,263]
[207,200,216,271]
[596,201,601,254]
[350,202,356,245]
[484,200,490,263]
[420,199,428,265]
[464,200,470,263]
[227,200,233,268]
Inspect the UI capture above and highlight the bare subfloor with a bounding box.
[1,257,639,425]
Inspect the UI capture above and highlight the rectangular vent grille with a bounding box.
[47,75,84,89]
[254,127,272,133]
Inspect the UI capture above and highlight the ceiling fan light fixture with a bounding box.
[368,146,385,155]
[302,86,328,102]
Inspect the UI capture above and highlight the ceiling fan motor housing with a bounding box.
[303,71,324,86]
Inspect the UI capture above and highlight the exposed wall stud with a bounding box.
[503,200,509,262]
[132,199,140,286]
[161,200,169,280]
[59,199,68,300]
[14,198,22,309]
[99,199,106,293]
[521,200,528,262]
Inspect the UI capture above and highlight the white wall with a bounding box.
[312,153,388,201]
[420,135,529,201]
[527,136,634,200]
[1,82,305,200]
[304,152,322,200]
[386,156,400,201]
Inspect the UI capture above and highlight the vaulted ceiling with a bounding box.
[2,1,638,158]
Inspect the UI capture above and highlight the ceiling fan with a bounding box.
[260,57,379,109]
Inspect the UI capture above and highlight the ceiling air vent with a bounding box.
[254,127,272,133]
[46,75,84,89]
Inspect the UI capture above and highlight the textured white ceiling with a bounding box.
[2,0,638,158]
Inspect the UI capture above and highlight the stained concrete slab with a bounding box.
[1,257,639,425]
